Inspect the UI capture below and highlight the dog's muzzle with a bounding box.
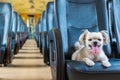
[93,41,97,47]
[89,43,101,55]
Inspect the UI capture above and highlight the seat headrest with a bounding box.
[47,2,54,13]
[12,12,17,32]
[0,3,12,13]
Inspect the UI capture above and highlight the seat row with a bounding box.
[35,0,120,80]
[34,2,54,65]
[0,3,28,66]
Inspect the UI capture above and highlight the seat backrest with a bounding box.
[0,3,12,46]
[35,18,41,33]
[112,0,120,57]
[38,19,42,33]
[24,26,28,33]
[35,20,40,34]
[46,2,55,32]
[9,8,13,32]
[21,20,26,33]
[19,17,24,33]
[18,16,24,33]
[55,0,111,59]
[12,12,18,34]
[41,11,47,32]
[17,15,21,33]
[35,24,39,33]
[25,24,28,33]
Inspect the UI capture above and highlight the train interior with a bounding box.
[0,0,120,80]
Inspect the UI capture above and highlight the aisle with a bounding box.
[0,39,52,80]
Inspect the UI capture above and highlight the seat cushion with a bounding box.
[66,58,120,80]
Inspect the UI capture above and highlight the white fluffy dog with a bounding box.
[72,30,111,67]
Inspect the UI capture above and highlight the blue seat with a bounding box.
[41,11,47,54]
[5,6,14,64]
[48,0,117,80]
[14,15,21,54]
[11,12,18,54]
[38,19,42,50]
[22,24,27,43]
[19,19,27,49]
[35,19,41,48]
[34,25,39,47]
[19,17,24,49]
[7,11,18,63]
[23,25,28,42]
[107,0,117,53]
[112,0,120,58]
[43,2,54,65]
[16,16,27,49]
[0,3,13,66]
[38,19,42,52]
[14,13,22,55]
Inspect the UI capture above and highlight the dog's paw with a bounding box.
[86,60,95,66]
[102,61,111,67]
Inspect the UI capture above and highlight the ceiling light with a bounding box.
[29,0,34,4]
[29,6,35,14]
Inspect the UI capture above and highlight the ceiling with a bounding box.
[0,0,53,15]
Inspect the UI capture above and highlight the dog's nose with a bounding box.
[93,41,97,46]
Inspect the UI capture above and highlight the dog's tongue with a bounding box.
[92,46,99,54]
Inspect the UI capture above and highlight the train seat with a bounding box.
[48,0,120,80]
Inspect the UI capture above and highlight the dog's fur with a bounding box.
[72,30,111,67]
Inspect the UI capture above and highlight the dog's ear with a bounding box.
[79,30,89,44]
[100,30,109,45]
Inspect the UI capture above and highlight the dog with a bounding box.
[72,30,111,67]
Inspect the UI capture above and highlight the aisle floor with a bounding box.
[0,39,52,80]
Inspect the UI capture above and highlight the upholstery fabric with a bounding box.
[0,3,12,46]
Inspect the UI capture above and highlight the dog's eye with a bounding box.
[88,39,92,41]
[98,39,101,41]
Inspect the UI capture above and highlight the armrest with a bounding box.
[48,28,65,80]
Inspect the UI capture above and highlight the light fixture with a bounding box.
[29,0,34,4]
[29,5,35,13]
